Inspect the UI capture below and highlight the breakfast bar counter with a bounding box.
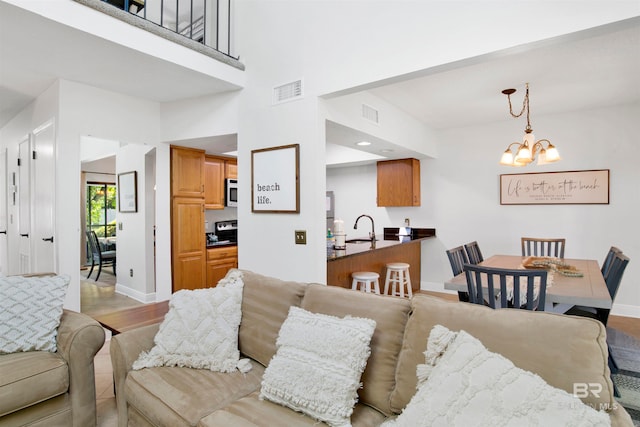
[326,227,435,291]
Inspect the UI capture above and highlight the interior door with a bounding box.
[32,120,56,273]
[18,136,30,273]
[0,148,7,274]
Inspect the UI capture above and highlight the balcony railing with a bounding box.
[99,0,236,59]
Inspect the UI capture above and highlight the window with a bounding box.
[87,182,117,239]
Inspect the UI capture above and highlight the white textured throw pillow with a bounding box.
[260,306,377,427]
[383,325,611,427]
[133,269,249,372]
[0,275,70,354]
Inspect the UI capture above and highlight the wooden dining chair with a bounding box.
[86,230,117,281]
[463,263,547,311]
[446,246,469,302]
[464,241,484,264]
[521,237,565,258]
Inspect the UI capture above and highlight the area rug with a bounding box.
[607,327,640,426]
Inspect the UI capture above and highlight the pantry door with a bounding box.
[32,119,56,273]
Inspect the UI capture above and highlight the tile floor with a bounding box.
[82,269,140,427]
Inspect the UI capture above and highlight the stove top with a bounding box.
[207,219,237,245]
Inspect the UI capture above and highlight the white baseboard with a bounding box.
[115,283,156,303]
[420,281,640,319]
[611,303,640,319]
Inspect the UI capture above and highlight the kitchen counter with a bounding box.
[206,241,237,249]
[326,228,436,291]
[327,227,435,261]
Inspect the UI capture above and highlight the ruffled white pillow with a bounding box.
[260,306,376,427]
[133,269,249,373]
[384,325,611,427]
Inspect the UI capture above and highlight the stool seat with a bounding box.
[351,272,381,294]
[384,263,412,298]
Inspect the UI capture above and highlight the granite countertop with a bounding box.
[206,241,237,249]
[327,227,436,261]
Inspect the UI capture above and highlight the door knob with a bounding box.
[20,233,29,237]
[42,236,54,242]
[0,230,6,234]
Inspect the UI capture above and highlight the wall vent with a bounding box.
[273,79,303,104]
[362,104,379,124]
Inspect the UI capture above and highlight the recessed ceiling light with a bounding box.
[380,149,394,153]
[356,141,371,146]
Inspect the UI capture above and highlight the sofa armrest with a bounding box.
[56,309,106,427]
[110,323,160,427]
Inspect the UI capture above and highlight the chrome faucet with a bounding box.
[354,214,376,241]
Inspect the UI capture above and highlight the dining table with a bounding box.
[444,254,611,313]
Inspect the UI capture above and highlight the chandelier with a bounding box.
[499,83,560,166]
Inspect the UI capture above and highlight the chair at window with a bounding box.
[463,263,547,311]
[446,245,470,302]
[86,230,116,281]
[521,237,565,258]
[464,241,484,265]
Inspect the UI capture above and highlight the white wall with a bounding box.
[329,102,640,316]
[115,143,156,302]
[234,0,640,290]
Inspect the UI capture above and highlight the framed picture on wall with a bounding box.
[500,169,610,205]
[118,171,138,212]
[251,144,300,213]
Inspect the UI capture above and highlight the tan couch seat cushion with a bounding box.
[238,270,308,367]
[198,391,387,427]
[390,294,616,413]
[0,351,69,417]
[301,285,411,416]
[124,360,265,427]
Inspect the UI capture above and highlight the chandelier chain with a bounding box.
[506,83,532,130]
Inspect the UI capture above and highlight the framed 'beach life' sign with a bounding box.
[500,169,610,205]
[251,144,300,213]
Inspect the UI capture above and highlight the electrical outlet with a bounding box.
[295,230,307,245]
[129,269,133,277]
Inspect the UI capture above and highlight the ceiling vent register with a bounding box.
[273,80,303,104]
[362,104,379,124]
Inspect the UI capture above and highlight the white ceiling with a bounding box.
[1,3,639,160]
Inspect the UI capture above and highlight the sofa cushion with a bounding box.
[0,351,69,416]
[390,294,616,412]
[124,360,265,427]
[383,325,611,427]
[198,391,387,427]
[238,270,308,367]
[301,284,411,417]
[260,306,376,427]
[132,270,245,372]
[0,275,69,354]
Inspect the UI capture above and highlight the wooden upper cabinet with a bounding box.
[205,156,225,209]
[225,159,237,179]
[171,146,205,198]
[377,158,421,207]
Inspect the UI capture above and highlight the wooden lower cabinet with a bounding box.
[171,197,206,291]
[206,246,238,287]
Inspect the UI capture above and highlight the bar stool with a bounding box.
[351,272,381,294]
[384,263,412,298]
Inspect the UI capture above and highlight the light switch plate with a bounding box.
[295,230,307,244]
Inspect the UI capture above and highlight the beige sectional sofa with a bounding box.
[110,269,633,426]
[0,310,105,426]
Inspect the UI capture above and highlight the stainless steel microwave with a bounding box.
[225,179,238,207]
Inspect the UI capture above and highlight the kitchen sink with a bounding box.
[345,238,374,244]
